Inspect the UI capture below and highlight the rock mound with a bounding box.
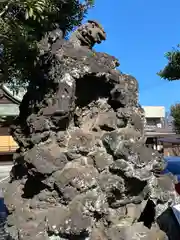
[4,31,180,239]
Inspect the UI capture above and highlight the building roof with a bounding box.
[145,126,175,137]
[1,85,23,104]
[159,137,180,144]
[0,85,22,116]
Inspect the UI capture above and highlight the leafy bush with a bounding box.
[0,0,94,86]
[171,103,180,133]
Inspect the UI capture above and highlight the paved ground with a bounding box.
[0,165,11,179]
[0,165,12,192]
[0,165,12,239]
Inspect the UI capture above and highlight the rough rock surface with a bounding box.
[3,30,180,240]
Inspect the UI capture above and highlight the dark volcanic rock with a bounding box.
[24,143,68,175]
[4,29,180,240]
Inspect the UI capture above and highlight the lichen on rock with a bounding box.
[3,22,180,240]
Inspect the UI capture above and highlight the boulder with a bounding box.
[4,25,180,240]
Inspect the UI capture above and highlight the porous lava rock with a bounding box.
[4,32,180,240]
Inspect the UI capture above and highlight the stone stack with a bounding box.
[4,33,180,239]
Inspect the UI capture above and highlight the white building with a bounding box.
[142,106,175,152]
[142,106,165,130]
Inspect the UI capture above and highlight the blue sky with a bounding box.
[87,0,180,111]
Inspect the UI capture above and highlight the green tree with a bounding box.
[158,45,180,80]
[0,0,94,87]
[170,103,180,133]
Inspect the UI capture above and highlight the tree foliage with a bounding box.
[0,0,94,86]
[158,45,180,80]
[170,103,180,133]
